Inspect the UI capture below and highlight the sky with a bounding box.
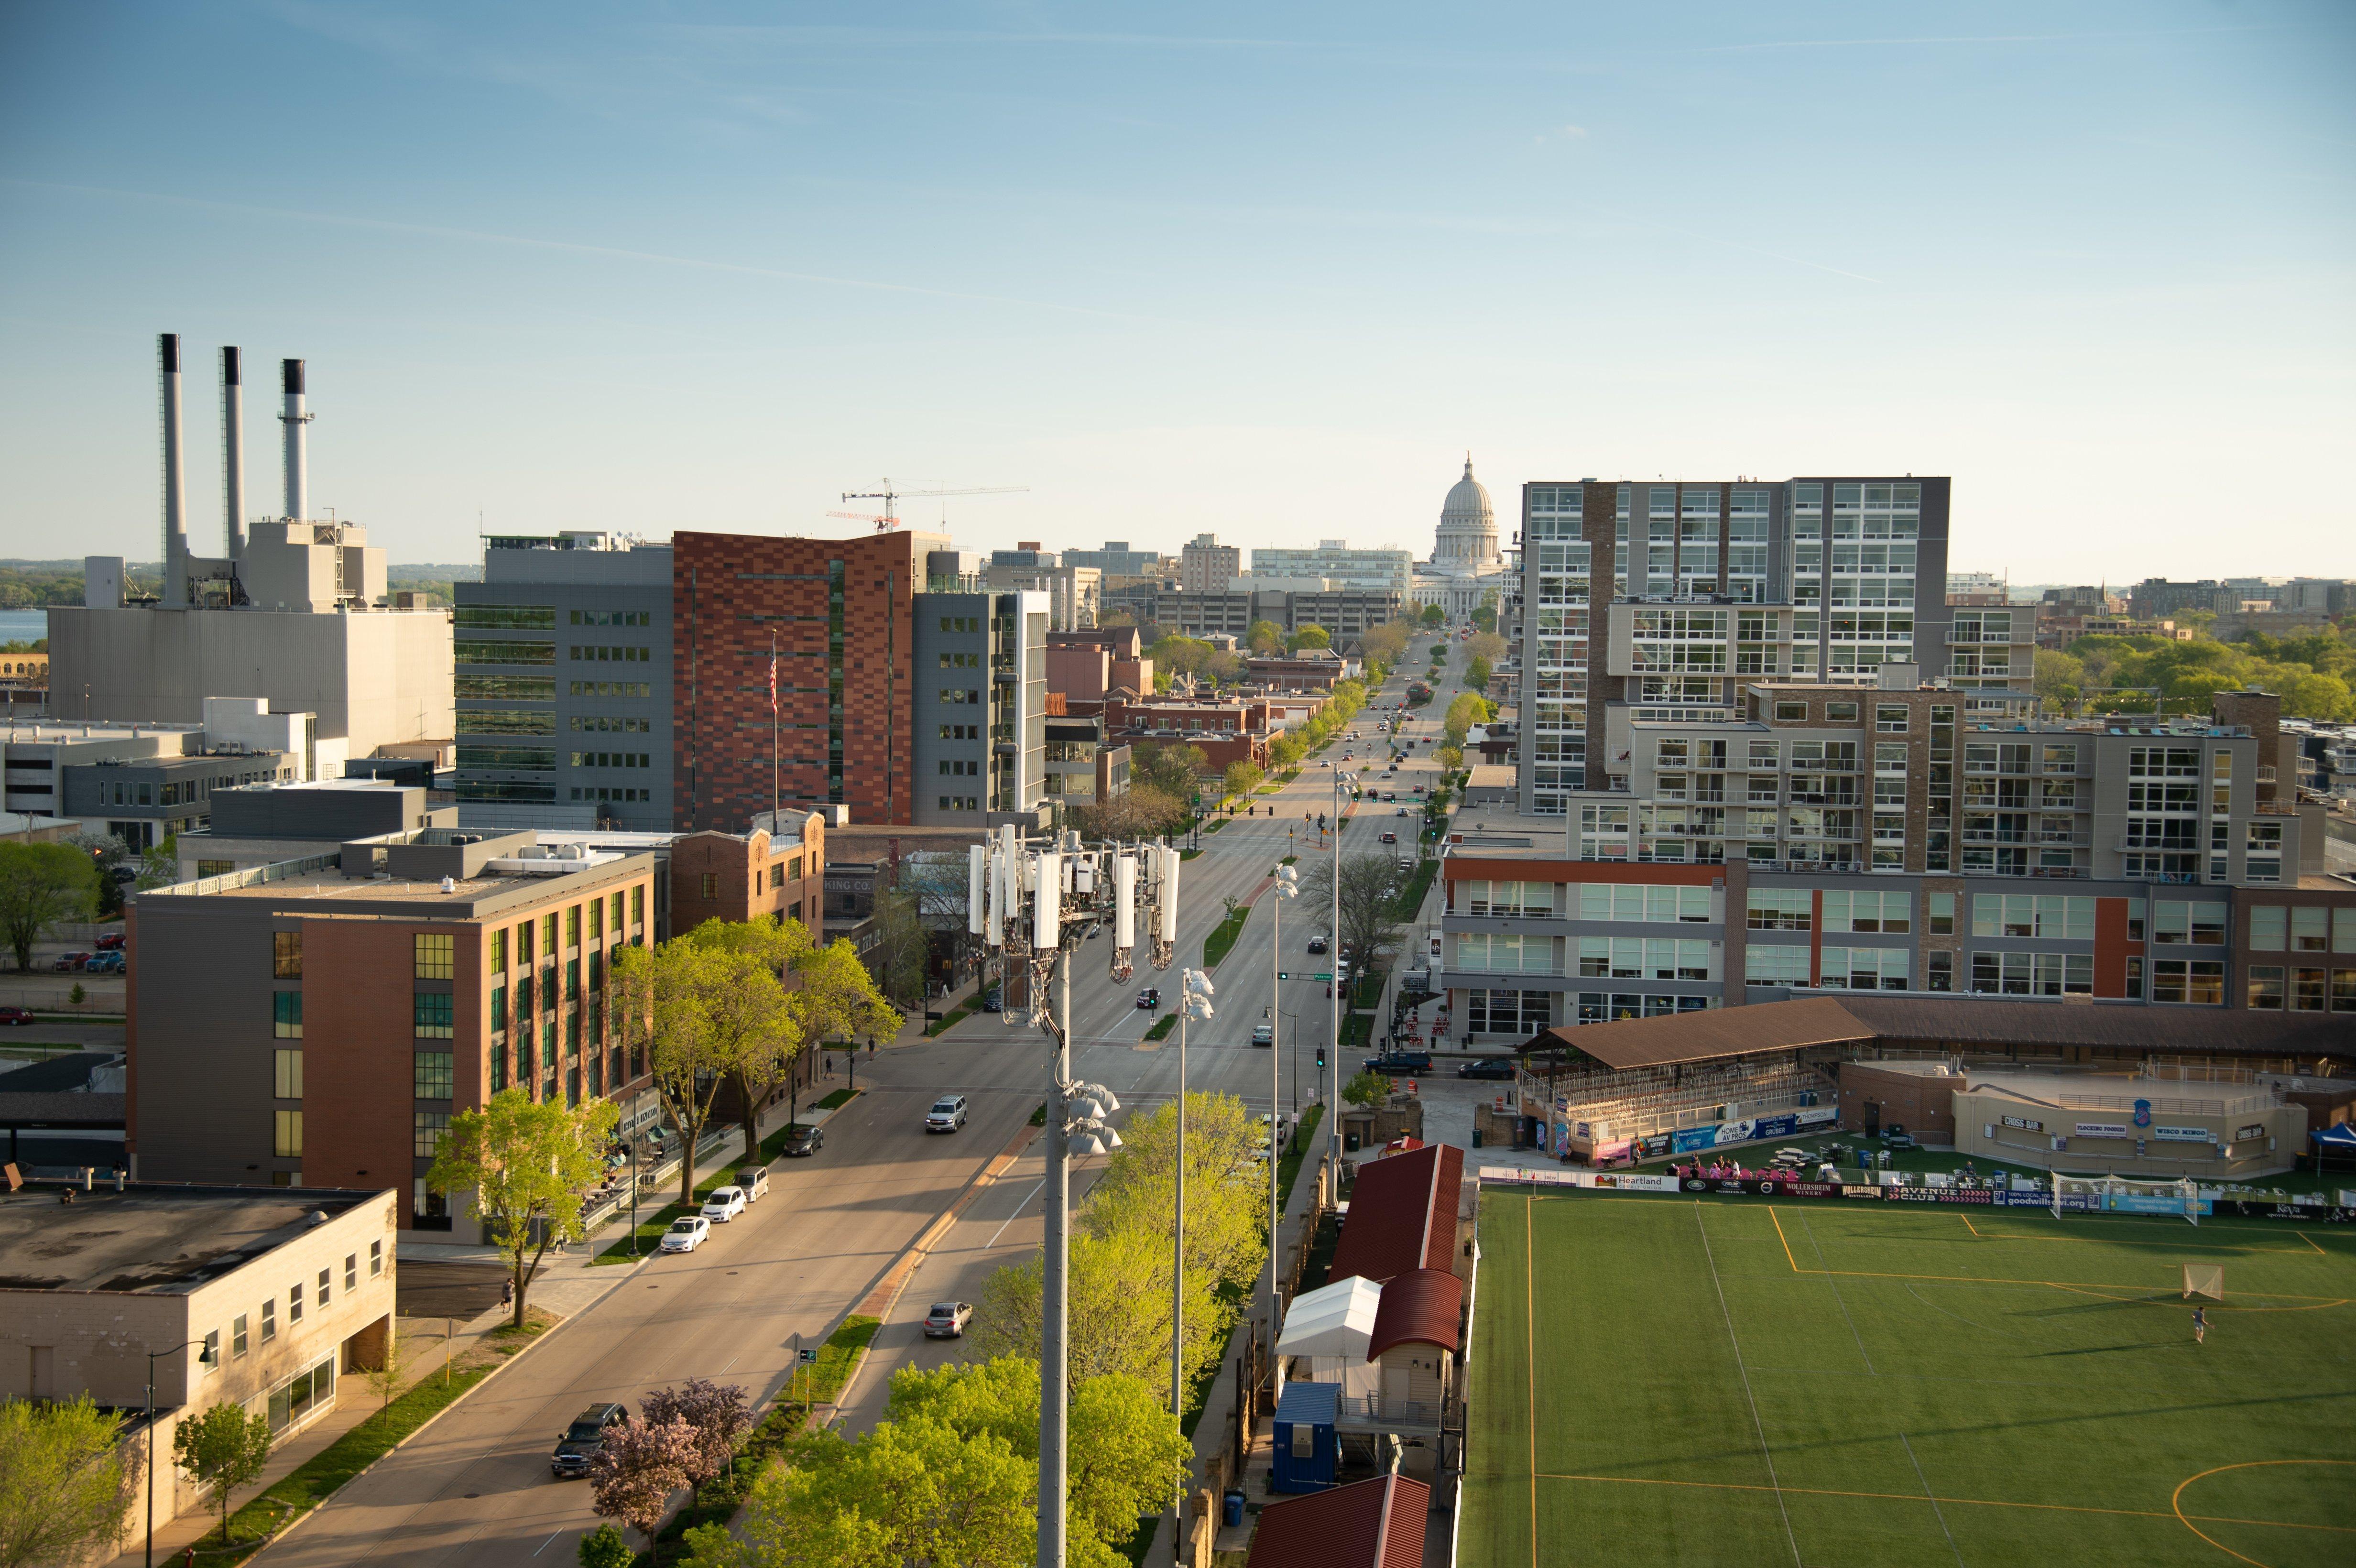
[1,1,2351,582]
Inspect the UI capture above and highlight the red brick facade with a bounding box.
[672,531,920,830]
[668,816,829,937]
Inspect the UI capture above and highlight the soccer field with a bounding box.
[1462,1188,2356,1568]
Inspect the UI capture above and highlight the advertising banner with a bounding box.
[1666,1106,1838,1155]
[2000,1114,2044,1132]
[1670,1126,1722,1154]
[2235,1123,2267,1143]
[2151,1125,2214,1143]
[2074,1123,2131,1140]
[1588,1173,1679,1193]
[2214,1200,2355,1223]
[2104,1192,2212,1216]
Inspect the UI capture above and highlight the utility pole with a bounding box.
[1269,863,1297,1407]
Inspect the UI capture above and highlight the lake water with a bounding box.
[0,610,47,645]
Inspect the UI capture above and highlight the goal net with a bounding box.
[2051,1174,2202,1226]
[2182,1264,2225,1301]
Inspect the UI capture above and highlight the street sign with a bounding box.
[799,1348,818,1363]
[1312,972,1332,981]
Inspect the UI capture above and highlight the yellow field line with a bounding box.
[2299,1229,2327,1257]
[1538,1471,2356,1534]
[2174,1460,2356,1566]
[1768,1205,1799,1273]
[1525,1192,1536,1568]
[1963,1212,1980,1237]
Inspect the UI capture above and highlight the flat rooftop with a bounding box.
[0,1188,375,1294]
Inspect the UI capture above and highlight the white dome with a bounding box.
[1432,455,1500,574]
[1441,457,1493,524]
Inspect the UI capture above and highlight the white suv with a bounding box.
[926,1095,969,1133]
[700,1187,747,1224]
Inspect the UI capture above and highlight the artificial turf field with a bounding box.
[1462,1189,2356,1568]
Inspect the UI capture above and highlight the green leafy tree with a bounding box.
[1465,654,1492,691]
[974,1226,1209,1393]
[1245,619,1287,655]
[1286,625,1331,653]
[1300,854,1408,994]
[1471,591,1498,633]
[2034,648,2085,715]
[1343,1069,1393,1108]
[428,1087,619,1328]
[1436,744,1465,774]
[172,1402,271,1546]
[578,1523,634,1568]
[1418,603,1444,629]
[1129,741,1209,803]
[1084,1091,1267,1296]
[784,931,902,1123]
[611,936,764,1199]
[0,842,97,972]
[0,1395,139,1568]
[1222,759,1263,806]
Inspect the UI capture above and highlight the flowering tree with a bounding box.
[640,1379,754,1487]
[589,1416,698,1557]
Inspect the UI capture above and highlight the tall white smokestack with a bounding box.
[160,333,189,607]
[280,357,309,522]
[220,346,245,560]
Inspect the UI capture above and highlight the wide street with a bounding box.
[270,632,1482,1565]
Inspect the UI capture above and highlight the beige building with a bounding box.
[1180,533,1241,594]
[1932,1066,2307,1179]
[0,1184,397,1555]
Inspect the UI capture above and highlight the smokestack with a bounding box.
[160,333,189,607]
[280,358,308,523]
[221,347,245,560]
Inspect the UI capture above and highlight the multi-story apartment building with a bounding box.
[455,532,675,833]
[1511,478,2046,817]
[2127,578,2230,620]
[1102,584,1405,641]
[1179,534,1241,594]
[1061,541,1164,578]
[910,590,1049,828]
[129,832,658,1237]
[983,559,1100,632]
[1250,541,1415,597]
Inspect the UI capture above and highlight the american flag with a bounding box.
[769,647,778,715]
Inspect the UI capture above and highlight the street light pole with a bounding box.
[147,1337,209,1567]
[1328,769,1347,1170]
[1039,936,1071,1568]
[1268,865,1297,1406]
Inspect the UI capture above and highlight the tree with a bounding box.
[1299,854,1408,992]
[1129,741,1208,803]
[172,1401,271,1546]
[1222,759,1263,806]
[1443,691,1492,749]
[1343,1069,1393,1109]
[1418,603,1445,629]
[589,1415,698,1559]
[1245,619,1286,655]
[676,917,815,1157]
[578,1524,634,1568]
[0,842,97,972]
[973,1226,1210,1393]
[1436,744,1465,774]
[428,1087,620,1328]
[864,890,931,1013]
[2034,648,2085,715]
[136,833,180,890]
[785,933,902,1115]
[365,1327,403,1411]
[0,1395,139,1568]
[611,937,759,1198]
[1286,625,1331,653]
[1359,619,1410,669]
[1071,784,1189,840]
[1466,630,1507,665]
[640,1379,754,1487]
[1465,654,1492,691]
[1083,1091,1266,1297]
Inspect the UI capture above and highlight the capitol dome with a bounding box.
[1432,454,1500,575]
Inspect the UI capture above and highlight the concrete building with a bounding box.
[2127,578,2231,620]
[174,778,455,879]
[910,589,1050,828]
[1061,541,1164,578]
[984,558,1101,632]
[129,834,658,1235]
[1252,541,1415,597]
[1180,533,1242,594]
[454,531,675,833]
[1102,584,1406,641]
[64,750,297,851]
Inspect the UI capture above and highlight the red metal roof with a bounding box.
[1366,1267,1463,1360]
[1329,1143,1463,1286]
[1243,1472,1430,1568]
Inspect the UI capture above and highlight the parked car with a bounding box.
[1251,1023,1274,1046]
[1396,857,1414,872]
[0,1007,33,1026]
[924,1301,974,1338]
[781,1124,824,1157]
[926,1094,969,1133]
[1135,987,1161,1010]
[1306,936,1328,955]
[1457,1057,1517,1080]
[87,953,126,974]
[53,952,91,972]
[1362,1050,1433,1075]
[735,1166,771,1200]
[700,1187,747,1224]
[550,1403,629,1478]
[94,933,126,950]
[659,1216,711,1253]
[981,988,1003,1013]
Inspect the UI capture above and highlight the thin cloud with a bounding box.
[1704,24,2268,53]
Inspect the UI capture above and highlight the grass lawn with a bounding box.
[1463,1189,2356,1568]
[1203,903,1251,968]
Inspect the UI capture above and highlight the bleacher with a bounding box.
[1527,1055,1830,1141]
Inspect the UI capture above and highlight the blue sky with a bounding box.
[2,1,2350,580]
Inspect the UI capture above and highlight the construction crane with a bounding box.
[831,479,1029,531]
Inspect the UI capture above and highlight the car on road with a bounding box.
[1251,1023,1274,1046]
[1380,831,1397,843]
[1395,807,1409,816]
[700,1187,747,1224]
[1457,1057,1517,1080]
[95,933,126,950]
[659,1216,711,1254]
[926,1094,970,1133]
[1135,987,1161,1010]
[1306,936,1328,954]
[736,1166,771,1199]
[924,1301,974,1339]
[781,1124,824,1157]
[1397,857,1414,871]
[981,988,1003,1012]
[550,1403,629,1478]
[0,1007,32,1026]
[1362,1050,1433,1075]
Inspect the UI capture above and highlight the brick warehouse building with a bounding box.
[128,831,657,1239]
[671,530,943,830]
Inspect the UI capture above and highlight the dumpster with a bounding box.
[1470,1126,1482,1148]
[1223,1490,1246,1527]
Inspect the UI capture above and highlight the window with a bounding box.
[542,913,558,954]
[273,931,302,978]
[1819,946,1908,990]
[769,863,784,889]
[317,1267,332,1308]
[1465,990,1554,1033]
[1573,883,1710,923]
[1466,880,1559,917]
[2291,907,2329,952]
[490,927,507,971]
[1575,936,1711,981]
[2153,901,2227,945]
[632,886,644,926]
[273,1110,302,1158]
[1928,891,1954,935]
[1822,889,1909,933]
[566,904,581,948]
[1745,889,1812,930]
[414,1111,450,1159]
[273,991,303,1038]
[1926,951,1953,992]
[261,1298,276,1342]
[1745,945,1809,985]
[1875,705,1908,732]
[2151,959,2226,1005]
[414,934,455,980]
[701,873,719,899]
[2247,965,2285,1009]
[370,1239,383,1277]
[1972,894,2095,940]
[274,1049,303,1099]
[2042,744,2078,772]
[589,898,603,939]
[1775,701,1808,721]
[200,1328,219,1375]
[414,993,455,1038]
[345,1253,357,1293]
[490,984,507,1032]
[1969,951,2091,996]
[233,1314,249,1359]
[517,919,534,965]
[2250,906,2286,951]
[1460,933,1559,973]
[1825,701,1859,723]
[414,1052,454,1099]
[289,1282,304,1325]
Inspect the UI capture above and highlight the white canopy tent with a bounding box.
[1276,1274,1383,1398]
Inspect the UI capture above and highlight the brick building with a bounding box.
[667,810,828,936]
[672,530,947,830]
[129,831,658,1237]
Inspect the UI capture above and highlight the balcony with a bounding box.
[1952,863,2089,879]
[1330,1392,1445,1435]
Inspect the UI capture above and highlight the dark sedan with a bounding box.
[781,1124,824,1157]
[1457,1057,1517,1080]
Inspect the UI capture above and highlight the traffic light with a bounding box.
[1315,1043,1327,1071]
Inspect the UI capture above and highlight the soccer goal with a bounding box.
[2183,1264,2225,1301]
[2051,1174,2203,1225]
